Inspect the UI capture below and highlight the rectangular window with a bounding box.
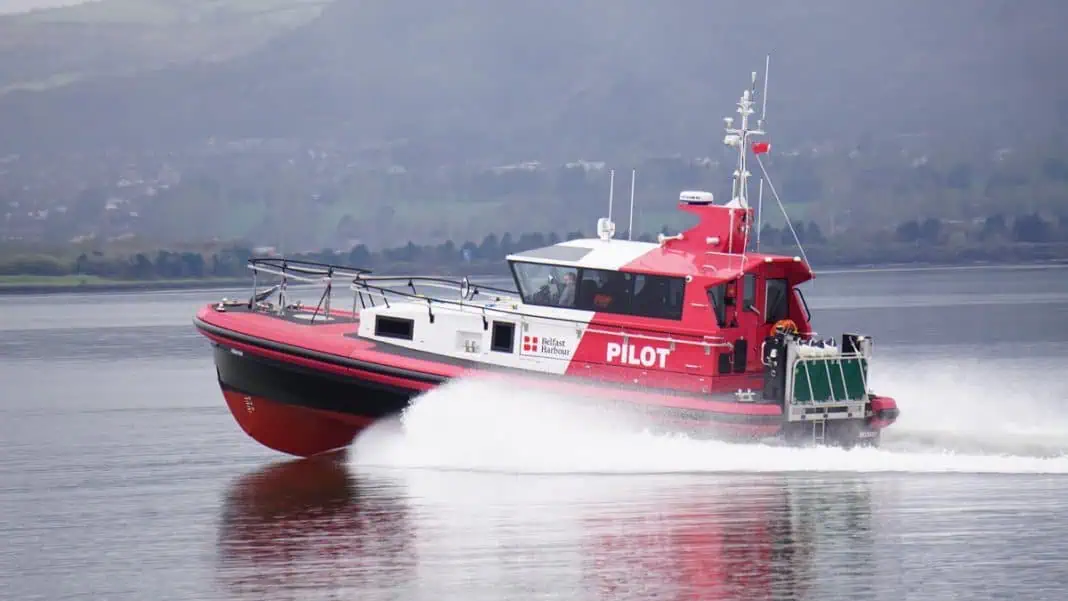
[576,268,634,314]
[742,274,757,313]
[374,315,414,340]
[706,284,727,327]
[765,278,789,324]
[629,273,684,320]
[491,321,515,353]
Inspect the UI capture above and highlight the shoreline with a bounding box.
[0,277,254,296]
[2,257,1066,296]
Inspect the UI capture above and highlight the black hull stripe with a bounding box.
[194,315,446,385]
[215,345,411,419]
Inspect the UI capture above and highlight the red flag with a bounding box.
[752,141,771,154]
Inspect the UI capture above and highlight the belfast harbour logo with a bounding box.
[522,334,572,358]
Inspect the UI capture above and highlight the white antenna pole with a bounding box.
[628,169,636,240]
[756,178,765,251]
[756,54,769,254]
[608,169,615,223]
[761,54,770,123]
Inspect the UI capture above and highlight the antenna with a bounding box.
[760,54,770,125]
[607,169,615,224]
[628,169,636,240]
[756,178,765,251]
[722,58,767,211]
[597,169,618,242]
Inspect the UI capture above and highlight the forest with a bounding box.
[2,211,1065,293]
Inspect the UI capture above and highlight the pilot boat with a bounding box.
[193,66,899,458]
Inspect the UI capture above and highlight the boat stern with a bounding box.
[763,331,898,447]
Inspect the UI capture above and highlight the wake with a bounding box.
[350,359,1068,476]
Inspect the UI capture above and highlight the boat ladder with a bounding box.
[811,418,826,445]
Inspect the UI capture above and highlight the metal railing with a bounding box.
[247,257,374,324]
[243,257,734,353]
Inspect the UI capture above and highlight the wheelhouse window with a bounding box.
[793,287,812,322]
[706,284,727,327]
[765,278,789,324]
[631,273,685,320]
[575,269,633,314]
[742,274,757,313]
[509,261,684,320]
[511,262,579,308]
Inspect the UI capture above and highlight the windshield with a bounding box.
[509,260,685,319]
[510,261,578,308]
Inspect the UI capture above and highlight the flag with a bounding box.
[752,141,771,155]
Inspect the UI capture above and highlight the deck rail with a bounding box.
[242,257,733,352]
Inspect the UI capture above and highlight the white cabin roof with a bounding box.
[506,238,658,271]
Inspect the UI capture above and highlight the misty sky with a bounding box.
[0,0,95,15]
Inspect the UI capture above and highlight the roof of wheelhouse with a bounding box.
[506,237,812,282]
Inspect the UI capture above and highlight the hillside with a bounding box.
[1,0,1066,160]
[0,0,327,96]
[0,0,1066,252]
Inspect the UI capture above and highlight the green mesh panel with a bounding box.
[792,357,868,403]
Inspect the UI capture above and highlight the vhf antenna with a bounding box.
[754,55,770,252]
[597,169,618,242]
[628,169,636,240]
[761,54,770,126]
[608,169,615,225]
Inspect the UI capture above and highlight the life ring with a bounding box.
[773,319,798,335]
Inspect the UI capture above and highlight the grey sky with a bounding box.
[0,0,95,15]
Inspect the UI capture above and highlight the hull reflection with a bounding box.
[216,455,414,599]
[581,476,878,601]
[217,463,880,601]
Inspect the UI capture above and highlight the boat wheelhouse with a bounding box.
[193,62,899,457]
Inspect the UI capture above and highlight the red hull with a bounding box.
[221,388,372,457]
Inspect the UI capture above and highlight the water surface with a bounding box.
[2,265,1068,600]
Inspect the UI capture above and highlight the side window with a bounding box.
[707,284,727,327]
[491,321,515,353]
[575,269,633,314]
[793,288,812,322]
[742,274,757,313]
[632,274,685,320]
[765,278,789,324]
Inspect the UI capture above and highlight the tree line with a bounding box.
[1,212,1066,282]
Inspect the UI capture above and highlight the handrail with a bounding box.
[352,273,518,298]
[243,258,735,350]
[247,257,372,281]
